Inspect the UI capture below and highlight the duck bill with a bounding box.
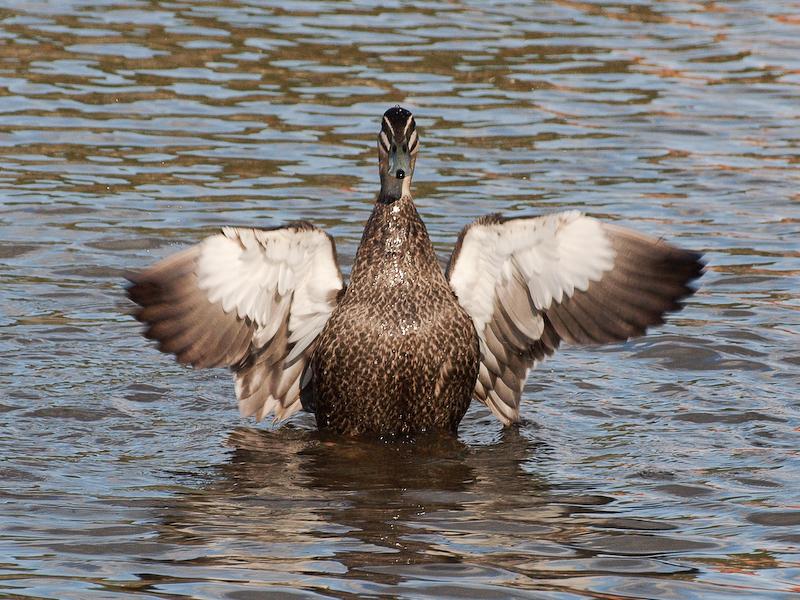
[390,148,412,181]
[379,146,414,203]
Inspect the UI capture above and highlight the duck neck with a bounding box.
[348,194,443,293]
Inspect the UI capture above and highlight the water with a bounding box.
[1,1,799,598]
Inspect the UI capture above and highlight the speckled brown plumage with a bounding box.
[312,196,480,436]
[126,105,703,437]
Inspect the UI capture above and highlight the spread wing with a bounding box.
[446,211,703,425]
[127,222,343,423]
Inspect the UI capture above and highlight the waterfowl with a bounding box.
[127,106,703,437]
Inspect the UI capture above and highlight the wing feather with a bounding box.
[127,222,343,423]
[448,211,703,425]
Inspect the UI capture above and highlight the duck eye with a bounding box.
[391,144,397,153]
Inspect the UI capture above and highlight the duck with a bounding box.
[127,106,703,437]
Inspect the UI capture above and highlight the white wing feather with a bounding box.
[448,211,702,425]
[128,223,343,424]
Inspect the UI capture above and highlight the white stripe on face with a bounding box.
[408,130,418,154]
[403,114,414,136]
[379,131,391,153]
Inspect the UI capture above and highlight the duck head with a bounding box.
[377,106,419,203]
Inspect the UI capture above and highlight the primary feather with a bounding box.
[127,106,704,436]
[127,222,343,423]
[446,212,703,424]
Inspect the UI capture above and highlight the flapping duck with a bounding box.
[128,106,703,436]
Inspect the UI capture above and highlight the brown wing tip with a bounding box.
[126,279,167,325]
[640,246,705,320]
[123,275,149,323]
[691,251,706,281]
[124,271,181,350]
[123,270,138,285]
[614,227,706,295]
[126,278,151,304]
[673,249,706,297]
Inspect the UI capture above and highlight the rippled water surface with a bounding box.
[2,1,799,598]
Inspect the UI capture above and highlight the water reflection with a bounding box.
[161,426,550,567]
[1,0,799,598]
[151,427,724,597]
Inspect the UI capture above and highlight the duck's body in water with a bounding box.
[127,106,703,437]
[313,193,479,436]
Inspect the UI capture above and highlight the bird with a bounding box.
[127,105,704,437]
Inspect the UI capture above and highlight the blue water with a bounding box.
[1,1,799,598]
